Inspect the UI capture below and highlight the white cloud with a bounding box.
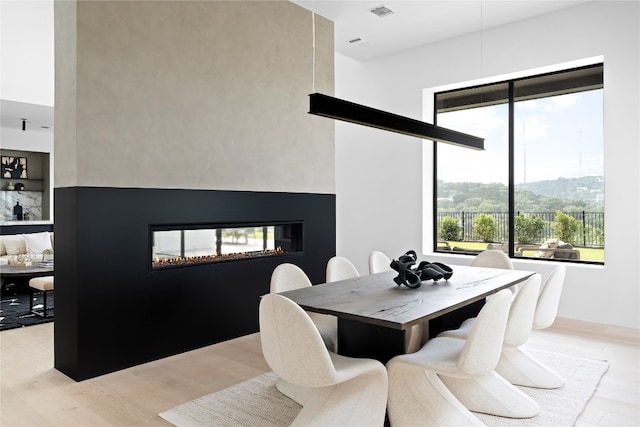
[439,107,504,139]
[545,93,577,111]
[516,100,540,111]
[515,115,547,141]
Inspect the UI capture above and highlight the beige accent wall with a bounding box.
[55,0,334,194]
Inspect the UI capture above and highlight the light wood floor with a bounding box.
[1,318,638,426]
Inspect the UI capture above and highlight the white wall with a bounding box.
[1,1,55,221]
[336,1,639,329]
[0,0,54,106]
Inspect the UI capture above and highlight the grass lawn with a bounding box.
[441,241,604,262]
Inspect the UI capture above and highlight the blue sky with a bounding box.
[436,89,604,185]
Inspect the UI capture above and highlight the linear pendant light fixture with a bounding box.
[306,6,482,150]
[308,93,484,150]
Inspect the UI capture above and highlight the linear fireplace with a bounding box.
[151,222,303,269]
[54,187,335,381]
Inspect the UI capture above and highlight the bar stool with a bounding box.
[29,275,54,317]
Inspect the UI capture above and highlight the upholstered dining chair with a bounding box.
[471,249,514,270]
[270,263,337,352]
[326,255,359,282]
[511,265,567,389]
[500,271,565,388]
[440,274,556,389]
[260,293,388,426]
[368,250,392,274]
[471,249,518,294]
[386,289,539,426]
[533,265,566,330]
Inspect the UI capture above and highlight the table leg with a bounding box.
[428,299,485,339]
[337,318,406,364]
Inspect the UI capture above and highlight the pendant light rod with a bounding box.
[308,93,484,150]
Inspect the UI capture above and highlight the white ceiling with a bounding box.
[1,99,54,135]
[291,0,591,61]
[1,1,592,135]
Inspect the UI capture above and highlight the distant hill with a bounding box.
[515,176,604,204]
[438,176,604,212]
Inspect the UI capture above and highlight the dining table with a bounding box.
[278,264,535,363]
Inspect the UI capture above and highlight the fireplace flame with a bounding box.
[152,246,285,269]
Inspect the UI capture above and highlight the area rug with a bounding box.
[0,291,54,331]
[160,372,299,427]
[159,348,608,427]
[475,348,608,426]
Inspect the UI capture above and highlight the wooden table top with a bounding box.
[279,265,535,331]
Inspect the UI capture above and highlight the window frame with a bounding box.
[432,63,604,265]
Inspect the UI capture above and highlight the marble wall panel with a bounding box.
[0,191,42,221]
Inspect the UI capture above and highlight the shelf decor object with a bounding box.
[308,93,484,150]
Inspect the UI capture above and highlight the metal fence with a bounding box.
[436,211,604,248]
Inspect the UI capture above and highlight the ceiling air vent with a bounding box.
[348,37,369,46]
[368,5,394,18]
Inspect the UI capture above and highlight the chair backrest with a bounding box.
[503,274,542,347]
[471,250,514,270]
[368,251,392,274]
[270,263,312,293]
[533,265,566,330]
[326,256,359,282]
[458,289,512,376]
[259,294,338,387]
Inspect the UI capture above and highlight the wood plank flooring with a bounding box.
[1,317,638,426]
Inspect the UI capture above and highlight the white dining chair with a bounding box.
[498,271,565,388]
[386,289,539,425]
[368,250,392,274]
[471,249,518,294]
[471,249,514,270]
[270,263,337,352]
[260,293,388,426]
[534,265,566,330]
[503,265,566,389]
[326,255,359,282]
[440,274,554,389]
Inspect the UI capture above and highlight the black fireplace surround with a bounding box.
[54,187,336,381]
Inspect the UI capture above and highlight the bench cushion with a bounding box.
[29,276,54,291]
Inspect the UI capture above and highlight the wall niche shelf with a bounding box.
[0,149,51,223]
[1,178,45,192]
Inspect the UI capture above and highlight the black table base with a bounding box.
[337,299,485,364]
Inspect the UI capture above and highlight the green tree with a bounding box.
[514,214,545,244]
[553,211,580,243]
[473,214,497,242]
[439,216,461,241]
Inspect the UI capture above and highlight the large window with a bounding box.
[434,64,604,264]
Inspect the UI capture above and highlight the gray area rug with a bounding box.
[159,348,608,427]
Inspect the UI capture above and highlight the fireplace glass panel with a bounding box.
[151,223,302,269]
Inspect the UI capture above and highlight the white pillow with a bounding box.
[23,232,53,254]
[537,238,558,258]
[3,235,27,255]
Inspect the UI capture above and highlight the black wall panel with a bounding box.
[0,223,53,235]
[54,187,336,381]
